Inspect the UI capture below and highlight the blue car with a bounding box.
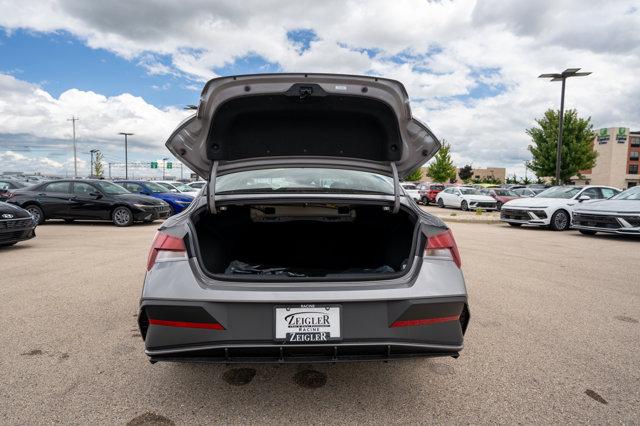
[115,180,194,214]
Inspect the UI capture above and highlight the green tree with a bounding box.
[458,164,473,182]
[527,109,597,184]
[94,151,104,178]
[519,175,532,185]
[404,168,423,182]
[427,140,457,183]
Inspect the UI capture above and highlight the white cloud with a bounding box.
[0,74,190,175]
[0,0,639,177]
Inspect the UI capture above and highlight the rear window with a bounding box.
[216,168,394,195]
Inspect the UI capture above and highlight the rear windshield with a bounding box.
[216,168,394,195]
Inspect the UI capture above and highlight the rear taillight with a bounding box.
[146,232,187,271]
[424,229,461,268]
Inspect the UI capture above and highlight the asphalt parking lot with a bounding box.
[2,221,639,424]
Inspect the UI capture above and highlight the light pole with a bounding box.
[538,68,591,184]
[118,132,134,179]
[90,149,99,178]
[67,116,79,178]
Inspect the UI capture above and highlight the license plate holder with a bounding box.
[274,305,341,343]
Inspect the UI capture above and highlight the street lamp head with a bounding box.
[539,68,592,81]
[118,132,134,136]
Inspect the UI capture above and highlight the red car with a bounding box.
[419,183,446,205]
[483,188,519,210]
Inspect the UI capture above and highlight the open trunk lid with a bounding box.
[167,73,440,178]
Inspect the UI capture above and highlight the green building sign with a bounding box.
[150,161,158,169]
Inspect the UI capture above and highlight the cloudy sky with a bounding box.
[1,0,639,178]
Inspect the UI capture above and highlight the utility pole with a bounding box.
[180,162,183,180]
[108,162,112,179]
[118,132,134,179]
[538,68,591,184]
[67,116,79,178]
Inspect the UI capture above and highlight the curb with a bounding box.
[436,216,501,224]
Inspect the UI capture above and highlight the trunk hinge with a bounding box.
[390,162,400,214]
[207,161,219,214]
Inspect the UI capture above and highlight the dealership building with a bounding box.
[578,127,640,189]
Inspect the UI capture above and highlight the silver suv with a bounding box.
[138,73,469,363]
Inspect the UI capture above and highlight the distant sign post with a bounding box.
[166,162,173,169]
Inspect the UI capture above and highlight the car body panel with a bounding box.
[139,74,468,364]
[115,180,194,214]
[8,180,170,223]
[436,187,497,210]
[572,191,640,234]
[165,73,440,180]
[153,181,200,197]
[500,185,621,227]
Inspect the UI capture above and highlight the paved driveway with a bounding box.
[1,222,638,424]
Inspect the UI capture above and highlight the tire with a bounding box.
[496,201,502,211]
[508,223,522,227]
[168,205,176,216]
[112,206,133,227]
[579,229,597,235]
[25,204,44,225]
[550,210,570,231]
[461,200,469,211]
[0,242,17,247]
[437,198,445,208]
[421,197,429,206]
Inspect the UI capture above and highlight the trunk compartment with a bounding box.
[190,203,421,280]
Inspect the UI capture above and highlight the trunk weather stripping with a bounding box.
[391,162,400,214]
[207,161,219,214]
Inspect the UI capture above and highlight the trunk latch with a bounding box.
[299,86,313,99]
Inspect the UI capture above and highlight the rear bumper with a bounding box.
[139,297,469,363]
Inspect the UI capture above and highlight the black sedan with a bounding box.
[7,179,171,226]
[0,201,36,247]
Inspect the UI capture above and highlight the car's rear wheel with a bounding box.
[461,200,469,211]
[496,201,502,211]
[25,205,44,225]
[437,198,444,208]
[579,229,597,235]
[550,210,570,231]
[0,242,17,247]
[421,196,429,205]
[508,223,522,227]
[112,206,133,227]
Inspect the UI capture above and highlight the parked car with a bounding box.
[572,186,640,235]
[419,183,445,205]
[512,187,545,197]
[482,188,519,211]
[6,179,171,226]
[436,186,498,211]
[0,201,37,246]
[115,180,194,215]
[500,185,621,231]
[187,181,206,190]
[137,73,469,364]
[0,179,29,201]
[400,182,421,202]
[153,180,200,197]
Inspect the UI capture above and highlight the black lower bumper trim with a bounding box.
[147,343,461,364]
